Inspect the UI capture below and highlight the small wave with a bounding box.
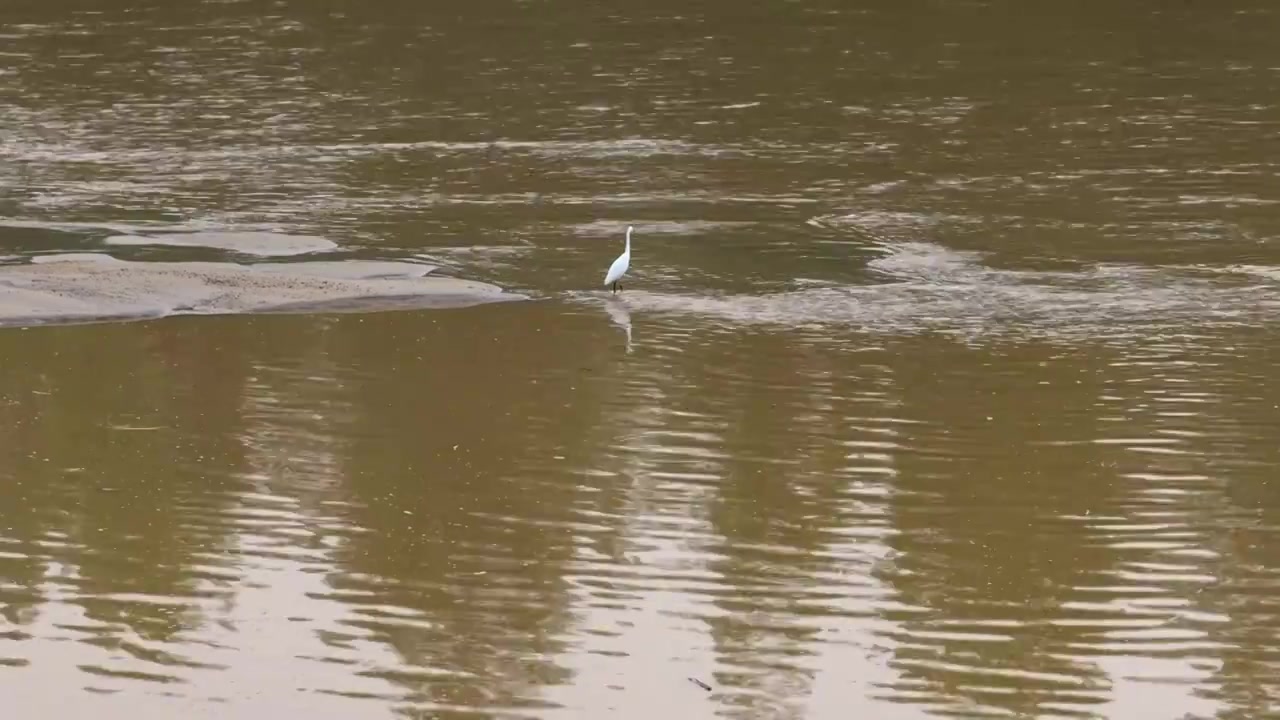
[807,210,967,234]
[104,230,337,257]
[593,242,1280,342]
[568,220,756,237]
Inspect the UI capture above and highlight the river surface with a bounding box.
[3,2,1280,718]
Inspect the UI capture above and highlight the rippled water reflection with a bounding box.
[4,1,1280,719]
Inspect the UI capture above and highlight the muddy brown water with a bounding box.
[2,2,1280,718]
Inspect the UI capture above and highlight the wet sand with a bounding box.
[0,253,520,327]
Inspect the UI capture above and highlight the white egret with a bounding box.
[603,225,632,293]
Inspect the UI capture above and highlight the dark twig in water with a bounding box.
[688,677,712,691]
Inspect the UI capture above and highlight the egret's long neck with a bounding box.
[625,227,632,253]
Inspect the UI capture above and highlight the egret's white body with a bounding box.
[603,225,632,292]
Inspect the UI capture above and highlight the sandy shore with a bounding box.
[0,253,520,327]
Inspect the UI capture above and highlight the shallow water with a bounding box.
[3,1,1280,718]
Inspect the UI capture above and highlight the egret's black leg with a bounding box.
[612,281,617,293]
